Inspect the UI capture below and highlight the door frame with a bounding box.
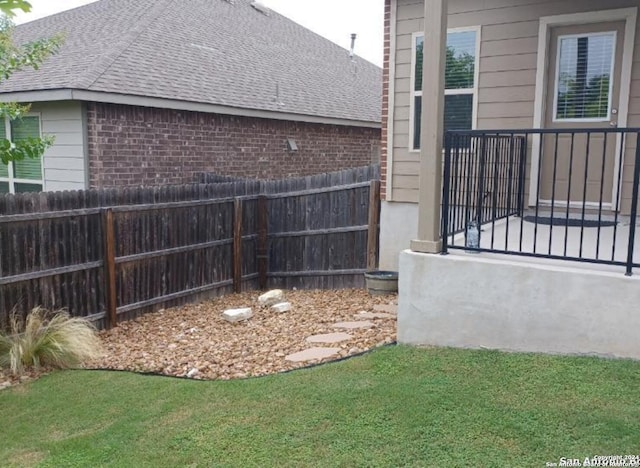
[529,7,638,209]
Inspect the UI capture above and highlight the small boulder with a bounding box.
[270,302,291,313]
[187,368,199,378]
[222,307,253,323]
[258,289,285,307]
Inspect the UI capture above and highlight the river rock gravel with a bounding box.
[87,289,397,380]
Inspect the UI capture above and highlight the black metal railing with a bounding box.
[441,128,640,275]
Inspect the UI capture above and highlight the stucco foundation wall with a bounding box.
[379,201,418,270]
[86,102,381,188]
[399,251,640,359]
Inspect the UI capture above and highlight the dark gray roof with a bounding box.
[0,0,382,124]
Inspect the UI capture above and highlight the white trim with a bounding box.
[409,26,481,153]
[386,0,398,201]
[551,31,617,124]
[0,89,381,129]
[529,7,638,209]
[0,113,45,194]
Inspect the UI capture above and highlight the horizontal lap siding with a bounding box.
[33,101,87,191]
[391,0,640,204]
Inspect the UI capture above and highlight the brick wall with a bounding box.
[381,0,391,200]
[86,102,381,188]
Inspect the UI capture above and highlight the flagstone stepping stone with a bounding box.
[373,304,398,315]
[285,348,341,363]
[355,312,396,320]
[332,321,374,330]
[306,332,353,344]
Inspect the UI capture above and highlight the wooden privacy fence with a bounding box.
[0,166,380,330]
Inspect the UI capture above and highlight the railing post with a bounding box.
[441,132,452,254]
[625,132,640,276]
[367,179,381,270]
[517,135,527,217]
[233,198,243,293]
[103,208,117,329]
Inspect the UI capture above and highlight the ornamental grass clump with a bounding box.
[0,308,102,375]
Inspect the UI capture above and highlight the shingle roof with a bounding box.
[0,0,382,124]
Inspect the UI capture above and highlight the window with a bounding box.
[411,29,479,150]
[554,32,616,121]
[0,115,44,194]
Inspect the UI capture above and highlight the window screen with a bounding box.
[413,30,477,150]
[555,33,615,120]
[12,116,42,180]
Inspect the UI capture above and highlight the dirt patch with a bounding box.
[89,289,397,380]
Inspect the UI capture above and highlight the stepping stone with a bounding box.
[333,321,374,330]
[285,348,340,363]
[356,312,396,320]
[373,304,398,315]
[306,332,353,344]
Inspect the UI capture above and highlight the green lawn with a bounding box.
[2,346,639,468]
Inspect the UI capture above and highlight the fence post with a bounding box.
[625,133,640,276]
[257,195,268,289]
[103,208,117,329]
[233,198,243,293]
[367,179,381,271]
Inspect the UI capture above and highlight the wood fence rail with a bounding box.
[0,166,380,330]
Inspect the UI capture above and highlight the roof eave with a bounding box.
[0,89,382,129]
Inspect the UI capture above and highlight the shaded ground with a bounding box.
[89,289,397,380]
[2,346,640,467]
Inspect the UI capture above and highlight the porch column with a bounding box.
[410,0,448,254]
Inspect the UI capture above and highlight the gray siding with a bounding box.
[32,101,87,191]
[390,0,640,203]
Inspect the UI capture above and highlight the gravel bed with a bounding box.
[88,289,397,380]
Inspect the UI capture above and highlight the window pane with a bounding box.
[0,181,9,193]
[413,96,422,150]
[12,116,42,180]
[444,94,474,131]
[415,31,477,92]
[446,31,477,89]
[415,36,424,91]
[0,162,8,178]
[556,33,615,120]
[14,182,42,193]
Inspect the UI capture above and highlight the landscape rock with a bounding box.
[85,290,397,382]
[222,307,253,323]
[270,302,292,313]
[187,368,199,378]
[258,290,285,307]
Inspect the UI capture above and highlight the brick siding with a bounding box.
[86,102,381,188]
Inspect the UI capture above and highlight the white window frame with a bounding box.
[552,30,618,123]
[409,26,481,152]
[0,113,45,194]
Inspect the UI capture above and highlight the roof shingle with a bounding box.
[0,0,382,124]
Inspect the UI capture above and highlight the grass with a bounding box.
[1,346,640,467]
[0,308,101,374]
